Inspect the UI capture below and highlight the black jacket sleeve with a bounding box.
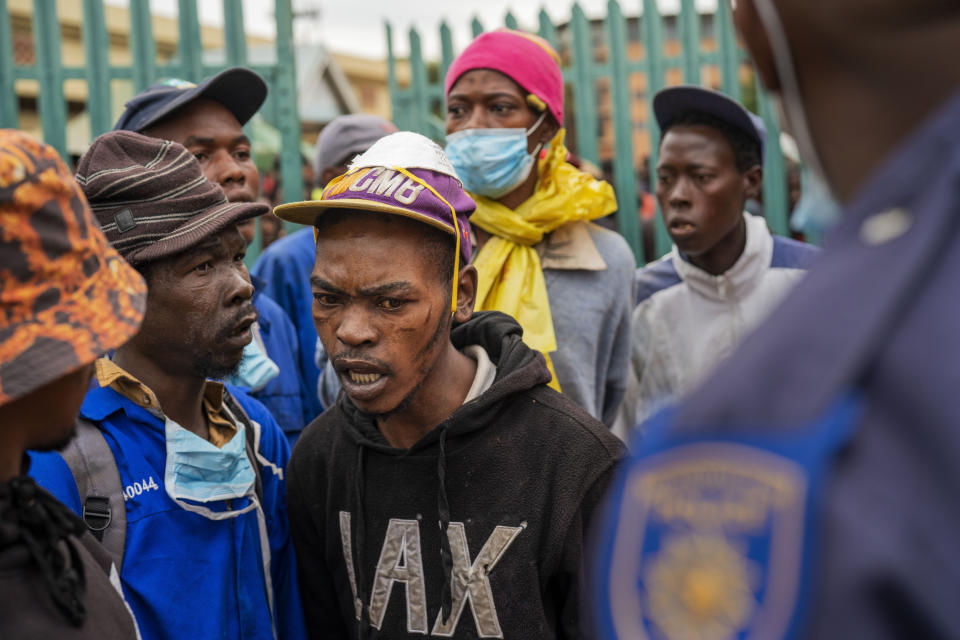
[555,460,621,639]
[286,456,352,640]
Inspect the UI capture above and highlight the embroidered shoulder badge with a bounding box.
[606,442,807,640]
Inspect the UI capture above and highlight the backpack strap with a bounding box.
[59,417,127,571]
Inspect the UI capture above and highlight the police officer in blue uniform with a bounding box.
[590,0,960,638]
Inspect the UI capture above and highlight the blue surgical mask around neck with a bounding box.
[164,416,256,519]
[444,112,547,199]
[755,0,843,243]
[790,167,843,243]
[224,322,278,392]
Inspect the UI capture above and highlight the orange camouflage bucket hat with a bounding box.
[0,130,146,407]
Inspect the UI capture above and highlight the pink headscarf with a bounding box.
[444,29,564,125]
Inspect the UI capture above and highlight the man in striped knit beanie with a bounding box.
[29,130,307,640]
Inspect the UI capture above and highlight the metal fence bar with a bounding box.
[678,0,700,85]
[606,0,640,264]
[274,0,303,217]
[641,0,672,257]
[570,4,599,165]
[129,0,156,92]
[440,21,454,84]
[385,22,404,130]
[82,0,112,137]
[408,27,429,136]
[538,9,558,50]
[177,0,203,81]
[0,0,17,128]
[32,0,67,159]
[223,0,248,66]
[755,87,788,235]
[715,0,741,101]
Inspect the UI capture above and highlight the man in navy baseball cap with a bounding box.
[614,85,819,437]
[652,85,767,161]
[113,67,266,209]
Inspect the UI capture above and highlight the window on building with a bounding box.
[700,12,715,40]
[663,15,679,41]
[591,19,606,54]
[627,17,641,43]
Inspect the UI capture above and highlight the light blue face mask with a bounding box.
[224,322,279,392]
[164,417,257,517]
[790,167,843,243]
[445,112,547,199]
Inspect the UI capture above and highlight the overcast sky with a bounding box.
[109,0,719,59]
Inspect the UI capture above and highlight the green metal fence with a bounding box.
[0,0,302,264]
[386,0,789,265]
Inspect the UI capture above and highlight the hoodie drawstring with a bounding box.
[354,445,372,640]
[437,425,454,624]
[351,424,457,633]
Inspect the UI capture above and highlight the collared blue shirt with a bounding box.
[592,88,960,639]
[29,384,307,640]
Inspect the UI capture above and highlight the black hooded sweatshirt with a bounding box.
[287,311,625,639]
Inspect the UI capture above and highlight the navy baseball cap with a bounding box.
[113,67,267,133]
[653,85,767,161]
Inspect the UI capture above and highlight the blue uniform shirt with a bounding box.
[30,384,307,640]
[251,228,324,424]
[592,89,960,639]
[250,276,307,447]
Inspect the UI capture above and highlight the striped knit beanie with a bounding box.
[75,130,268,265]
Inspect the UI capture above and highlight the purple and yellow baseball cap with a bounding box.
[275,131,475,265]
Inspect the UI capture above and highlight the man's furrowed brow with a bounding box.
[309,277,414,297]
[232,135,251,146]
[310,275,346,294]
[359,281,414,297]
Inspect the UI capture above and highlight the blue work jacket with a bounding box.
[251,278,306,447]
[591,89,960,639]
[251,228,324,425]
[30,384,307,640]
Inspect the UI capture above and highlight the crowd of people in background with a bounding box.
[2,0,959,637]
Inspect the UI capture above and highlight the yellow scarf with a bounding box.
[469,129,617,390]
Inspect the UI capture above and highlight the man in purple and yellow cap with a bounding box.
[0,130,144,638]
[444,29,636,428]
[253,113,398,428]
[277,131,624,639]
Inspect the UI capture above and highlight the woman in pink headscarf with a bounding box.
[444,29,635,427]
